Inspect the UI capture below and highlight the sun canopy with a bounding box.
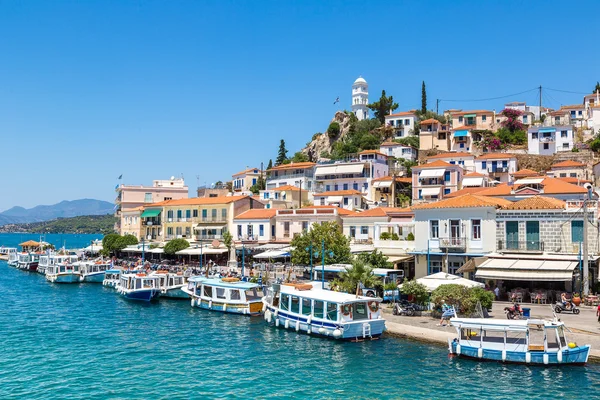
[401,272,484,292]
[315,164,364,176]
[475,258,578,282]
[373,181,393,188]
[253,249,291,259]
[453,130,469,137]
[419,169,445,178]
[19,240,40,247]
[461,177,484,187]
[177,247,228,255]
[420,187,441,196]
[539,128,556,133]
[514,178,544,185]
[141,209,161,218]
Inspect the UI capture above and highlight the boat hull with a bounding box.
[7,261,18,268]
[81,272,105,283]
[121,289,160,302]
[190,297,261,315]
[162,287,190,299]
[263,304,385,340]
[449,341,590,365]
[47,273,81,284]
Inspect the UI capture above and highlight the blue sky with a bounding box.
[1,1,599,211]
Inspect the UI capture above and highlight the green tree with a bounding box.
[164,238,190,255]
[276,139,288,165]
[290,221,352,265]
[267,159,273,170]
[357,250,392,269]
[250,174,266,194]
[594,82,600,93]
[399,279,429,305]
[331,259,381,294]
[222,230,233,252]
[394,136,420,149]
[290,151,309,163]
[327,121,341,138]
[421,81,427,114]
[102,233,120,253]
[367,90,399,124]
[112,234,138,252]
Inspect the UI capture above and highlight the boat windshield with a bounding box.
[245,288,263,301]
[557,326,567,348]
[352,302,369,321]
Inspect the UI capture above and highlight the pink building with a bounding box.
[411,160,463,203]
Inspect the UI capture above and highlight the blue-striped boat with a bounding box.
[448,317,590,365]
[79,261,110,283]
[117,273,160,302]
[152,271,189,299]
[45,255,81,283]
[183,277,263,315]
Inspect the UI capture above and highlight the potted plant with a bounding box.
[572,293,581,306]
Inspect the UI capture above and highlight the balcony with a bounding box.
[439,237,467,251]
[195,217,228,224]
[539,135,555,143]
[195,234,223,241]
[373,239,415,251]
[487,167,509,173]
[142,219,161,226]
[497,240,544,253]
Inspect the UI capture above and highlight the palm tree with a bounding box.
[332,259,381,294]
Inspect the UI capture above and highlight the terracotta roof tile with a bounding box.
[272,185,299,192]
[372,176,412,183]
[411,194,512,210]
[512,169,539,177]
[556,177,591,184]
[475,152,517,160]
[267,162,315,172]
[414,160,459,169]
[345,207,412,218]
[445,187,488,198]
[452,126,472,131]
[427,152,472,159]
[386,111,416,118]
[502,196,566,210]
[473,184,513,196]
[464,172,485,177]
[359,150,388,157]
[302,205,356,216]
[449,110,494,116]
[234,209,277,220]
[560,104,585,109]
[316,190,362,197]
[551,160,585,168]
[420,118,439,124]
[147,195,249,207]
[232,167,261,177]
[540,177,587,194]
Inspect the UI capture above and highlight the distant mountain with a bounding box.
[0,199,114,226]
[0,214,116,234]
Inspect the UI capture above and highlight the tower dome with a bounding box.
[352,76,369,121]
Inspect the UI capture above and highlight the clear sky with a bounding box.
[1,1,599,211]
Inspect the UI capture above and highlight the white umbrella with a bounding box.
[404,272,484,292]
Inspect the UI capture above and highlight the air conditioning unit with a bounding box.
[147,222,153,226]
[168,218,173,222]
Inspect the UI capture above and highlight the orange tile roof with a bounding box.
[560,104,585,109]
[449,110,494,116]
[317,190,362,197]
[474,184,513,196]
[234,209,277,220]
[372,176,412,183]
[302,205,357,216]
[452,125,472,131]
[147,195,249,207]
[556,177,591,184]
[502,196,565,210]
[386,111,416,118]
[345,207,412,218]
[380,141,399,147]
[427,152,472,159]
[420,118,439,124]
[445,187,489,198]
[464,172,485,177]
[411,194,512,210]
[232,167,261,177]
[359,150,388,157]
[540,177,587,194]
[512,169,539,177]
[272,185,299,192]
[414,160,458,169]
[551,160,585,168]
[267,162,316,172]
[476,152,517,160]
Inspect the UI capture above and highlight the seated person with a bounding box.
[561,293,571,309]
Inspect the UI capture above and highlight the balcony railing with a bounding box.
[196,217,228,223]
[439,237,467,250]
[540,136,555,143]
[142,220,161,226]
[195,234,223,240]
[487,167,509,173]
[497,240,544,252]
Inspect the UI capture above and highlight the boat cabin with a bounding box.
[81,262,110,275]
[187,277,263,305]
[155,271,186,289]
[119,274,159,291]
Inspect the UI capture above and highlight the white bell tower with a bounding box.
[352,76,369,121]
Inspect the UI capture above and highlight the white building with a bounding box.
[265,162,316,192]
[379,141,418,162]
[528,125,574,155]
[233,209,277,243]
[473,153,518,183]
[384,111,417,138]
[352,76,369,121]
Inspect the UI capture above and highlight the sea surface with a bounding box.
[1,236,600,399]
[0,233,103,250]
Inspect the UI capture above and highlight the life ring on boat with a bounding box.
[368,301,379,313]
[341,304,351,316]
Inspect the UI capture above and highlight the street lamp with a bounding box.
[140,237,146,263]
[314,239,334,289]
[241,243,246,278]
[305,243,314,280]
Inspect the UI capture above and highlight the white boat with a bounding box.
[5,248,19,267]
[0,247,17,261]
[79,261,110,283]
[103,269,123,288]
[45,255,81,283]
[182,277,264,315]
[262,282,386,340]
[117,273,160,301]
[152,271,189,299]
[448,317,591,365]
[17,252,41,271]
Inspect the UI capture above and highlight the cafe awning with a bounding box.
[453,130,469,137]
[463,114,476,118]
[475,258,578,282]
[419,169,445,178]
[141,209,161,218]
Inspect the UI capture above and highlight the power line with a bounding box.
[545,87,590,95]
[440,87,539,103]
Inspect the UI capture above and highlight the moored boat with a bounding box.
[17,252,40,272]
[183,277,264,315]
[79,261,110,283]
[448,317,591,365]
[45,255,81,283]
[262,282,386,340]
[117,273,160,301]
[152,271,189,299]
[103,269,123,288]
[0,247,17,261]
[6,248,19,267]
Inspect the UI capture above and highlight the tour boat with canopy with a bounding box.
[103,269,123,288]
[45,255,82,283]
[17,252,41,271]
[182,277,264,315]
[152,271,189,299]
[79,260,110,283]
[6,248,19,267]
[262,282,386,341]
[0,247,17,262]
[117,273,160,302]
[448,317,591,365]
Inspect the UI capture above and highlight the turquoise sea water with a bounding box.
[1,235,600,398]
[0,233,103,249]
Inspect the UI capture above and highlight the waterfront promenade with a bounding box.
[384,302,600,362]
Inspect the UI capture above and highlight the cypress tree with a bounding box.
[276,140,288,165]
[421,81,427,114]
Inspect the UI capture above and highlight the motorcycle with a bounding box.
[554,301,580,314]
[393,300,416,316]
[504,303,523,319]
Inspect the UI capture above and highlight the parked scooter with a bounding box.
[393,300,416,316]
[554,301,580,314]
[504,303,523,319]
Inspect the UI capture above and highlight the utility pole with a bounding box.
[583,194,590,295]
[436,99,440,115]
[539,85,542,121]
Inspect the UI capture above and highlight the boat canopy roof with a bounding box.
[280,284,382,304]
[105,269,122,274]
[450,317,564,331]
[188,277,260,290]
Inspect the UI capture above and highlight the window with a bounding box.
[572,221,584,243]
[247,225,253,237]
[472,219,481,240]
[216,288,226,299]
[482,161,487,169]
[212,209,217,219]
[203,285,213,298]
[280,293,290,311]
[302,298,311,315]
[460,143,465,148]
[559,173,567,177]
[430,220,439,238]
[543,143,549,150]
[404,119,410,125]
[271,225,275,237]
[561,130,568,138]
[444,188,451,195]
[326,302,337,321]
[302,221,309,231]
[222,209,227,219]
[444,171,451,182]
[418,189,422,199]
[350,226,356,238]
[532,132,538,139]
[563,143,570,149]
[230,289,241,301]
[458,116,463,123]
[523,115,528,123]
[343,197,349,205]
[186,209,191,219]
[202,209,207,219]
[291,296,300,314]
[284,221,290,237]
[325,185,330,191]
[334,184,339,191]
[259,224,264,237]
[313,300,324,318]
[167,227,173,236]
[430,261,442,274]
[193,210,198,218]
[144,193,152,203]
[343,183,348,190]
[363,183,368,190]
[353,183,358,190]
[177,210,182,219]
[237,225,242,237]
[361,226,368,235]
[570,173,577,177]
[482,115,487,121]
